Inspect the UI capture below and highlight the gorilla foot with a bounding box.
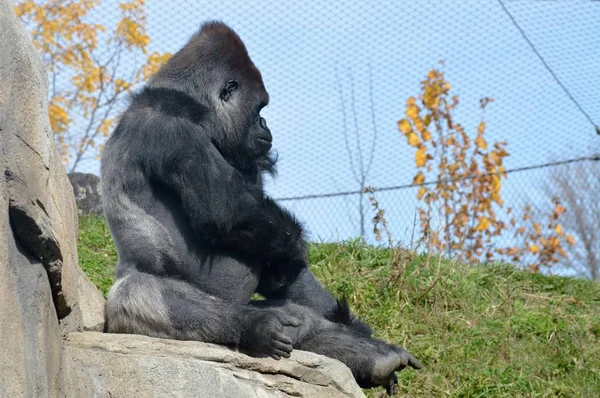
[370,345,422,395]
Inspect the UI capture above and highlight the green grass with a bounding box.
[77,215,600,397]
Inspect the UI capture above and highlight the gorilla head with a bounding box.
[148,22,273,168]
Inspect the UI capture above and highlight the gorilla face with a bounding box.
[218,78,272,159]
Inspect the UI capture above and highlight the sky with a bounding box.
[75,0,600,250]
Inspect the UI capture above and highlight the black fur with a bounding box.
[101,21,421,394]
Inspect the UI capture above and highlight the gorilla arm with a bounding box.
[148,117,308,278]
[257,267,374,337]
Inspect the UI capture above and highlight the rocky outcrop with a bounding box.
[0,1,366,397]
[68,172,103,215]
[62,333,365,398]
[0,0,104,395]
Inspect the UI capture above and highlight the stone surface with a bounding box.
[61,332,366,398]
[68,172,103,215]
[0,0,104,395]
[0,0,104,336]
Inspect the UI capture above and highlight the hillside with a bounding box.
[77,215,600,397]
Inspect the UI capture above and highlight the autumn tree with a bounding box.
[14,0,171,171]
[394,63,574,271]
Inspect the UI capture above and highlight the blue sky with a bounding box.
[78,0,600,247]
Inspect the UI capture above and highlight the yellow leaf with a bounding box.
[415,146,427,167]
[529,245,540,254]
[475,136,487,150]
[421,129,432,142]
[413,172,425,185]
[398,119,412,134]
[533,222,541,236]
[475,217,490,231]
[406,105,420,121]
[407,132,421,147]
[478,121,486,135]
[417,186,427,200]
[566,234,576,245]
[555,224,563,235]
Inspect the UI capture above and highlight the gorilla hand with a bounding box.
[241,309,301,360]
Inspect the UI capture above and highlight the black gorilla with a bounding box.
[101,21,421,394]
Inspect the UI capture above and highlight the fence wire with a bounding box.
[69,0,600,277]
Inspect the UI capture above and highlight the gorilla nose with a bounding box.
[260,117,268,130]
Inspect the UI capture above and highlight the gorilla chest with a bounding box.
[188,255,261,304]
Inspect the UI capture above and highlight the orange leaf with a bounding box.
[421,129,432,142]
[407,132,421,147]
[475,217,490,231]
[415,146,427,167]
[477,121,486,135]
[529,245,540,254]
[533,222,541,236]
[417,186,427,200]
[475,136,487,150]
[555,224,564,236]
[398,119,412,134]
[413,172,425,185]
[566,234,576,245]
[406,105,420,121]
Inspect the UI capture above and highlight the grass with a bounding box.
[77,215,600,397]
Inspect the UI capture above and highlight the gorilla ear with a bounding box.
[219,80,239,102]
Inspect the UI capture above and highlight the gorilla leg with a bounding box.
[296,324,421,392]
[250,301,422,391]
[106,269,301,359]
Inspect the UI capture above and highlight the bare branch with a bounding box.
[335,66,359,184]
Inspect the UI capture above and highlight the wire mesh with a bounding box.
[64,0,599,276]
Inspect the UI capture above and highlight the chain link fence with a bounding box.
[70,0,599,277]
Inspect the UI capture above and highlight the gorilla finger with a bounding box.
[270,353,281,360]
[273,348,291,359]
[393,347,423,370]
[274,332,293,346]
[272,339,293,354]
[384,373,398,396]
[279,315,302,328]
[386,382,398,396]
[406,353,423,369]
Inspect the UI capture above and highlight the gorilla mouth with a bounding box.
[258,138,272,149]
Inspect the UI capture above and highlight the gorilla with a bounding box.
[101,21,421,395]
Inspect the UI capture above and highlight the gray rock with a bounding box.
[68,172,103,215]
[0,0,104,395]
[61,332,366,398]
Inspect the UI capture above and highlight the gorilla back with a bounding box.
[101,21,421,395]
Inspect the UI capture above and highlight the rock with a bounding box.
[61,332,366,398]
[68,172,103,215]
[0,0,105,395]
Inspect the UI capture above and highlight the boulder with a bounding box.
[0,0,104,395]
[68,172,103,215]
[61,332,366,398]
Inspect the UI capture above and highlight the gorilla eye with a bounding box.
[219,80,239,102]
